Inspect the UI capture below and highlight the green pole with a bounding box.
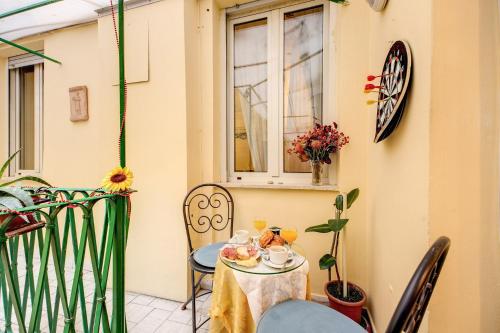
[0,37,61,65]
[0,0,63,20]
[113,1,126,332]
[118,0,126,168]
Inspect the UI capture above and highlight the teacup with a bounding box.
[235,230,249,244]
[268,245,289,265]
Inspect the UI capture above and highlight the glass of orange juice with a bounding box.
[281,227,298,246]
[253,219,267,235]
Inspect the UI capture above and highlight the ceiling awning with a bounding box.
[0,0,120,41]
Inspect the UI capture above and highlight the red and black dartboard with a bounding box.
[374,40,412,143]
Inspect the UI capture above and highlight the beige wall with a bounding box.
[0,0,190,301]
[430,0,500,331]
[0,0,499,330]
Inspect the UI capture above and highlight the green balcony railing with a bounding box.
[0,188,131,333]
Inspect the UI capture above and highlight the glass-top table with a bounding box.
[220,242,307,275]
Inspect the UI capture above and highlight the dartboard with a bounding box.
[374,40,412,143]
[366,0,388,11]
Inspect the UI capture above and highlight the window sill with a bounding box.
[218,182,338,192]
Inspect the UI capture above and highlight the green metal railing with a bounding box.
[0,188,131,333]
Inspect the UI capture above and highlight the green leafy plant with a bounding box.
[329,0,349,5]
[305,188,359,284]
[0,150,51,218]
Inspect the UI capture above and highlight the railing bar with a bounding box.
[41,229,55,333]
[113,196,127,333]
[7,238,22,315]
[21,234,30,314]
[0,242,27,333]
[90,203,110,331]
[50,215,73,333]
[92,202,115,333]
[0,193,120,215]
[51,208,72,333]
[68,207,91,333]
[87,211,110,333]
[27,227,51,332]
[0,251,13,332]
[64,214,90,333]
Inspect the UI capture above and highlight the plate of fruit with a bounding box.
[220,244,260,267]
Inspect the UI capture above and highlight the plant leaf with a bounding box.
[0,197,29,223]
[335,194,343,211]
[347,188,359,208]
[319,254,336,270]
[327,218,349,232]
[0,187,34,207]
[305,224,332,233]
[0,176,52,188]
[0,150,20,179]
[0,196,23,211]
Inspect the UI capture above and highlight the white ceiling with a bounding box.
[0,0,116,40]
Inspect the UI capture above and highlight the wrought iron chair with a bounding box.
[182,183,234,333]
[256,236,451,333]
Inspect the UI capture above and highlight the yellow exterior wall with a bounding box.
[0,0,498,331]
[0,0,190,301]
[429,0,500,331]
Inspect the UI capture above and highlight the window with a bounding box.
[227,1,329,184]
[8,53,44,175]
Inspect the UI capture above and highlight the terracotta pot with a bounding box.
[324,280,367,324]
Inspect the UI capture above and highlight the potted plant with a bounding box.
[288,123,349,185]
[0,150,52,237]
[305,188,366,323]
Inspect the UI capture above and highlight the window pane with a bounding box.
[19,65,35,170]
[234,19,268,172]
[283,6,323,173]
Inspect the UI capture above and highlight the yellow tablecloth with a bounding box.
[209,259,311,333]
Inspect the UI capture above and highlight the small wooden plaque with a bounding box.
[69,86,89,122]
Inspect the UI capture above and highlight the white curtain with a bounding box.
[236,87,267,171]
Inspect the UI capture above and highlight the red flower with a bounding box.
[295,143,304,154]
[311,140,322,150]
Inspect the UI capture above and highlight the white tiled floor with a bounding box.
[0,252,211,333]
[125,290,211,333]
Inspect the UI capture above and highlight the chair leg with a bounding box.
[181,273,206,310]
[191,268,197,333]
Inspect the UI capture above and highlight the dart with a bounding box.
[365,83,383,91]
[366,96,390,106]
[367,73,395,81]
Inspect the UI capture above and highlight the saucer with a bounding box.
[261,256,295,269]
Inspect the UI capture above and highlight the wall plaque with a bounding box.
[69,86,89,122]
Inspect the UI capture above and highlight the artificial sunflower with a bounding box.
[102,166,133,192]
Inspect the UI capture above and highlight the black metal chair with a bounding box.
[181,183,234,333]
[256,236,451,333]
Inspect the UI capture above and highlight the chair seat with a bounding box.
[257,300,366,333]
[192,242,226,268]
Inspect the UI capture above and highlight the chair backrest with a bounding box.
[385,236,450,333]
[182,183,234,252]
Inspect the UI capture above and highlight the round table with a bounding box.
[209,244,310,333]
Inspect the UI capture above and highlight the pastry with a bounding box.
[259,230,274,248]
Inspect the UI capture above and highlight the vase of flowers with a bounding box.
[311,160,322,185]
[288,123,349,185]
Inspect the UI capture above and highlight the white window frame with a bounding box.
[225,0,332,185]
[8,53,44,176]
